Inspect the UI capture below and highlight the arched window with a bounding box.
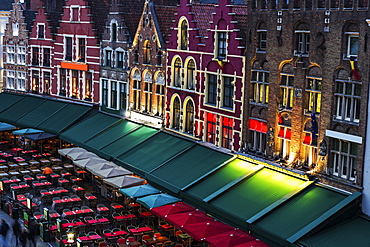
[132,70,141,111]
[295,22,310,56]
[172,97,181,130]
[173,58,182,87]
[184,101,194,134]
[111,23,117,42]
[180,20,188,50]
[186,59,195,90]
[144,40,151,64]
[144,72,152,113]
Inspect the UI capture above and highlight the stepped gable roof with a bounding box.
[121,0,146,42]
[0,0,13,11]
[232,5,248,48]
[24,10,36,32]
[88,0,110,40]
[153,1,178,45]
[192,3,215,43]
[44,0,64,35]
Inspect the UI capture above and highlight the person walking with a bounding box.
[42,165,53,182]
[12,220,22,247]
[0,219,9,247]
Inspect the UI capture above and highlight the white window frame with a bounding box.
[295,30,310,55]
[334,79,361,123]
[280,73,294,109]
[346,32,359,58]
[331,138,357,181]
[251,69,269,104]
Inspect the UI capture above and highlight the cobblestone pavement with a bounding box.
[0,209,56,247]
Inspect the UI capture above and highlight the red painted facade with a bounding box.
[165,0,247,151]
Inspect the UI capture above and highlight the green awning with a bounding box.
[116,132,195,176]
[37,103,93,135]
[147,145,232,194]
[0,96,45,126]
[100,126,158,158]
[0,92,25,113]
[252,185,358,245]
[183,158,259,201]
[16,100,69,128]
[208,168,306,222]
[299,217,370,247]
[60,112,122,146]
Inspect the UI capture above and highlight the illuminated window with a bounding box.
[111,81,117,109]
[144,73,152,113]
[184,101,194,134]
[144,41,151,64]
[223,76,234,108]
[132,79,141,110]
[332,138,357,181]
[72,70,79,98]
[156,84,164,117]
[221,117,233,149]
[173,58,182,87]
[280,74,294,109]
[78,38,86,62]
[65,37,72,61]
[249,119,267,154]
[207,113,217,144]
[43,71,50,94]
[306,77,321,113]
[335,78,361,123]
[60,69,67,96]
[102,79,108,106]
[207,74,217,105]
[180,20,188,50]
[32,70,39,92]
[172,97,181,130]
[43,48,50,67]
[303,131,318,168]
[85,72,92,100]
[251,69,269,104]
[186,59,195,90]
[32,47,39,66]
[278,125,291,159]
[217,32,227,59]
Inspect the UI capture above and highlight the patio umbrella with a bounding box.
[165,210,214,229]
[150,202,195,218]
[0,122,15,132]
[182,221,235,242]
[24,132,56,141]
[137,193,181,210]
[73,157,108,169]
[93,166,132,179]
[119,184,161,199]
[103,175,145,189]
[12,128,44,135]
[58,147,86,156]
[86,162,116,174]
[233,239,270,247]
[67,151,99,161]
[205,229,257,247]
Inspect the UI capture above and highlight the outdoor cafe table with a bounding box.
[3,178,21,184]
[29,160,40,166]
[113,214,136,221]
[8,163,19,169]
[63,208,94,218]
[58,179,70,187]
[103,230,128,238]
[32,154,42,159]
[72,186,85,193]
[36,174,47,181]
[10,183,30,191]
[86,217,110,227]
[128,226,153,235]
[49,212,61,220]
[71,177,83,185]
[61,221,86,231]
[0,160,6,164]
[18,162,29,168]
[17,194,26,201]
[85,195,98,201]
[13,157,25,162]
[146,236,170,246]
[50,174,61,179]
[77,234,103,242]
[111,204,125,211]
[140,211,153,218]
[97,206,110,215]
[33,181,52,189]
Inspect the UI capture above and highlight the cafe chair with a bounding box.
[103,229,112,234]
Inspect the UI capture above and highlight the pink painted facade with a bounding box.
[165,0,247,151]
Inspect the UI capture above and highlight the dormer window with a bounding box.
[144,40,151,64]
[217,32,227,59]
[180,20,188,50]
[71,7,79,22]
[37,24,45,39]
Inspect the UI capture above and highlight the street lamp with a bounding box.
[66,226,75,244]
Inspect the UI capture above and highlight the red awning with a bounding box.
[234,239,270,247]
[182,221,235,242]
[150,202,195,218]
[303,135,311,145]
[165,210,212,229]
[205,228,257,247]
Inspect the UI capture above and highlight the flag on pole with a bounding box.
[350,56,361,81]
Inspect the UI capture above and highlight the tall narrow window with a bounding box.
[306,77,322,113]
[251,69,269,104]
[280,74,294,109]
[249,119,267,154]
[303,120,318,168]
[133,78,141,110]
[172,97,181,130]
[305,0,312,10]
[180,20,188,50]
[217,32,227,59]
[111,81,117,109]
[32,47,39,66]
[85,72,92,99]
[78,38,86,62]
[72,70,79,98]
[207,113,217,144]
[186,59,195,90]
[32,71,39,92]
[184,101,194,134]
[335,78,361,123]
[134,50,139,64]
[144,41,151,64]
[156,51,162,66]
[117,51,124,69]
[278,125,291,159]
[43,72,50,94]
[207,74,217,105]
[173,58,181,87]
[65,37,72,61]
[120,83,127,110]
[60,69,66,96]
[332,138,357,181]
[111,23,117,42]
[72,7,79,21]
[105,50,112,67]
[156,84,164,116]
[257,23,267,51]
[102,79,108,106]
[295,23,310,56]
[38,24,45,39]
[347,34,358,58]
[144,75,152,113]
[223,77,234,108]
[43,48,50,67]
[222,117,233,149]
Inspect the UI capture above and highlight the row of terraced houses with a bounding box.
[3,0,370,216]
